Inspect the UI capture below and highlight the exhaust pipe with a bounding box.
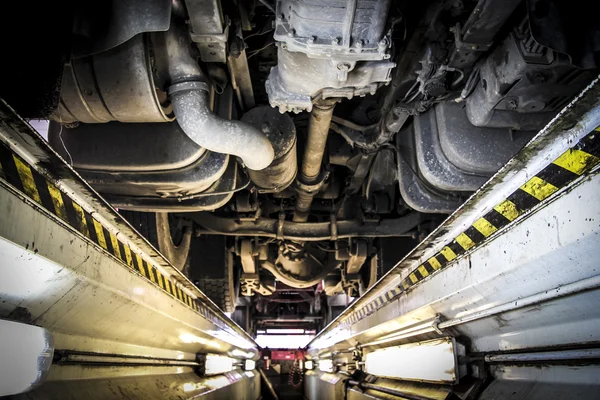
[159,13,274,171]
[170,86,274,170]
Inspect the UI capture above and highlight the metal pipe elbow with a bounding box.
[170,83,274,170]
[162,12,274,170]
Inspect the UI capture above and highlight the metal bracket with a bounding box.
[190,19,230,63]
[432,314,445,335]
[347,239,368,274]
[352,348,363,372]
[295,170,330,195]
[190,25,229,44]
[240,273,275,296]
[452,23,494,52]
[240,239,257,274]
[449,22,494,68]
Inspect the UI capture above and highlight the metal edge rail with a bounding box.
[0,99,256,348]
[308,74,600,350]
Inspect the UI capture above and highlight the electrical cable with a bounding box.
[57,116,73,166]
[245,28,274,40]
[247,42,275,59]
[316,243,337,253]
[288,359,304,389]
[258,0,276,14]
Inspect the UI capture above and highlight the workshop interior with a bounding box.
[1,0,600,398]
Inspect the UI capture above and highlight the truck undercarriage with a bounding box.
[1,1,600,398]
[1,0,598,336]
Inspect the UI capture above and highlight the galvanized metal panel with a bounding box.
[309,76,600,353]
[304,371,346,400]
[480,365,600,400]
[11,369,260,400]
[308,170,600,356]
[346,381,452,400]
[0,182,256,359]
[364,338,458,383]
[0,100,252,345]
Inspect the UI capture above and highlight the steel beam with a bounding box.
[308,75,600,356]
[0,99,260,397]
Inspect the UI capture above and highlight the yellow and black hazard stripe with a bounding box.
[342,130,600,328]
[0,142,226,328]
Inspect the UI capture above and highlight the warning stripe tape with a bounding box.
[344,129,600,328]
[0,142,224,326]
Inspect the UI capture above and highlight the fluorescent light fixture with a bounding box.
[0,319,54,396]
[318,359,334,373]
[265,328,305,334]
[305,360,314,370]
[244,359,256,371]
[255,334,314,348]
[204,354,235,376]
[364,338,458,383]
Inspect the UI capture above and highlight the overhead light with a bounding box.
[202,354,235,376]
[305,360,314,370]
[266,328,305,334]
[244,359,256,371]
[364,338,460,384]
[318,359,334,373]
[255,334,314,349]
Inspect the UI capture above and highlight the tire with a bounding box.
[231,306,251,332]
[121,211,191,271]
[360,256,379,295]
[188,236,239,313]
[377,237,419,275]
